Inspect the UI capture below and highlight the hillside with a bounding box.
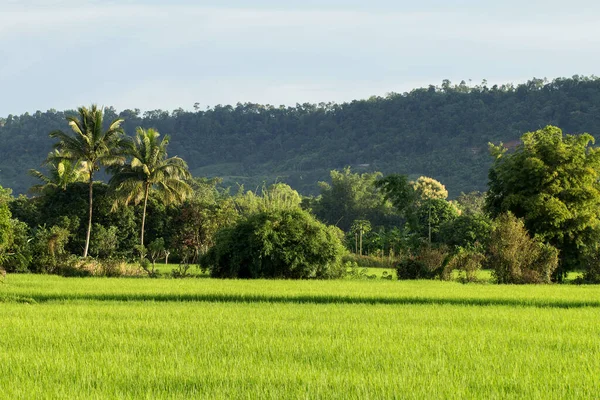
[2,76,600,197]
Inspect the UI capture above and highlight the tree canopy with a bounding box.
[486,125,600,277]
[4,76,600,197]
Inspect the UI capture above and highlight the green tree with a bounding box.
[487,213,559,284]
[415,198,459,244]
[12,182,138,258]
[110,128,192,257]
[440,213,492,249]
[455,191,486,215]
[49,105,125,257]
[486,126,600,278]
[89,224,119,259]
[374,174,415,216]
[28,150,89,193]
[350,219,372,255]
[173,178,238,263]
[201,208,346,279]
[314,168,399,232]
[0,186,13,264]
[234,183,302,216]
[412,176,448,201]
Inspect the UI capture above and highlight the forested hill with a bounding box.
[2,76,600,197]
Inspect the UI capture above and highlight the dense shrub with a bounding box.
[486,213,559,284]
[89,224,119,259]
[580,252,600,283]
[30,225,71,273]
[201,209,346,279]
[444,247,485,282]
[1,219,33,272]
[396,244,449,280]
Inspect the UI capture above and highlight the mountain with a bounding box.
[2,76,600,197]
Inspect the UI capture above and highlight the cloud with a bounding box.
[1,1,600,115]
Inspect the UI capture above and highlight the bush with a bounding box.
[444,247,485,282]
[396,244,449,280]
[31,225,71,273]
[486,213,559,284]
[1,219,33,273]
[89,224,119,259]
[201,209,346,279]
[58,257,143,277]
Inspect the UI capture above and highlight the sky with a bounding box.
[1,0,600,116]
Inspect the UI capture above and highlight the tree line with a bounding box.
[3,76,600,198]
[1,104,600,282]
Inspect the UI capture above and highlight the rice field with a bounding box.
[1,274,599,399]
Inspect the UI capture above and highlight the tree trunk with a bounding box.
[140,183,150,259]
[428,202,432,244]
[83,177,93,257]
[359,229,363,256]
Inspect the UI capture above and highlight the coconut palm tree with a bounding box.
[49,105,125,257]
[109,128,192,256]
[28,150,89,193]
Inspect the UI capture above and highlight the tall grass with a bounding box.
[1,274,599,398]
[2,274,600,308]
[1,301,599,398]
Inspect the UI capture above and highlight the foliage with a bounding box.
[444,246,485,283]
[1,219,33,272]
[138,258,160,278]
[6,77,600,198]
[49,104,126,257]
[172,178,238,263]
[170,263,193,279]
[396,244,449,280]
[109,127,192,253]
[28,150,89,193]
[201,209,346,279]
[89,224,119,259]
[0,186,12,263]
[486,213,559,284]
[440,213,492,249]
[374,174,415,216]
[59,257,143,277]
[349,219,371,255]
[414,198,459,243]
[234,183,303,216]
[486,126,600,278]
[10,183,138,259]
[30,225,71,273]
[314,167,400,231]
[147,238,166,266]
[580,252,600,283]
[412,176,448,201]
[455,191,486,215]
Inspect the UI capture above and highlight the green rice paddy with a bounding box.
[1,274,599,399]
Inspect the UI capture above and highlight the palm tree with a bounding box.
[50,105,125,257]
[28,150,89,193]
[109,128,192,256]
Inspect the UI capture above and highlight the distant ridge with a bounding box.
[1,75,599,197]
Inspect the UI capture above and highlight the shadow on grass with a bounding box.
[2,292,600,309]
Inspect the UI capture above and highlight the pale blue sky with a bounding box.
[1,0,599,115]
